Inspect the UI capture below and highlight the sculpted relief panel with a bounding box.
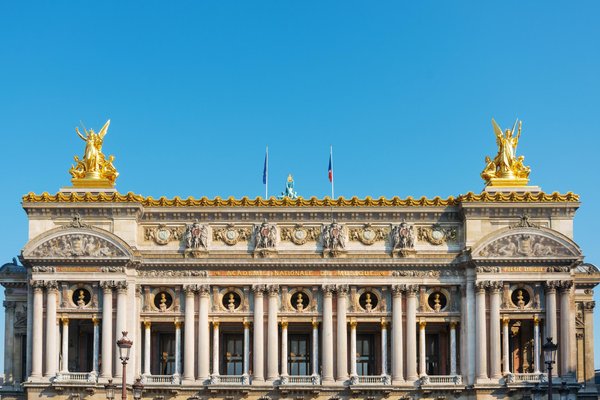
[477,233,576,258]
[29,233,126,258]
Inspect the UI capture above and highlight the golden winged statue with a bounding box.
[481,118,531,187]
[69,120,119,188]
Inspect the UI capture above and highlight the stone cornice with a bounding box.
[22,191,579,207]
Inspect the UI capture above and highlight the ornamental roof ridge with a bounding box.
[21,191,580,207]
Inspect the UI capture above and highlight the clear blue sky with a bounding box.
[1,1,599,368]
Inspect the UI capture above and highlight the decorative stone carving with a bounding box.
[417,224,457,245]
[349,224,389,245]
[392,270,460,277]
[45,280,59,291]
[280,225,321,245]
[584,301,596,311]
[322,284,336,296]
[252,284,266,295]
[510,215,539,229]
[392,284,406,296]
[475,281,490,292]
[144,225,184,245]
[405,285,419,296]
[478,233,575,258]
[212,224,251,246]
[253,220,277,257]
[30,234,126,258]
[183,221,209,257]
[476,266,500,273]
[391,222,416,257]
[138,269,208,278]
[101,266,125,273]
[267,285,279,296]
[322,221,347,257]
[31,266,56,273]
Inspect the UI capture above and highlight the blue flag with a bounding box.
[262,147,268,184]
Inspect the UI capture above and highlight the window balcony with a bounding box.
[280,374,320,385]
[420,374,463,385]
[142,374,180,385]
[350,375,391,385]
[54,372,97,383]
[505,372,545,384]
[209,374,250,385]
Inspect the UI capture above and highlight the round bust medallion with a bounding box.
[155,227,172,245]
[72,288,91,307]
[358,291,379,311]
[291,291,310,311]
[427,291,447,311]
[431,229,445,241]
[511,288,531,308]
[294,229,307,241]
[222,291,242,311]
[154,291,173,311]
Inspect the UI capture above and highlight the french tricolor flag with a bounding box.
[328,150,333,183]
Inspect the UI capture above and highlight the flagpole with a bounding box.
[330,145,334,199]
[265,146,269,199]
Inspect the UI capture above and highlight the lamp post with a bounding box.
[105,378,116,400]
[117,331,133,400]
[542,337,558,400]
[132,377,144,400]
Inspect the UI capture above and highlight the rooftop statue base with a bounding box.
[60,184,117,194]
[68,177,115,189]
[484,184,541,193]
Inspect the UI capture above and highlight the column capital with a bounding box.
[243,319,252,329]
[61,316,69,325]
[92,316,100,326]
[584,301,596,312]
[544,280,560,293]
[558,280,573,293]
[31,279,45,292]
[533,315,540,326]
[490,281,503,293]
[115,280,128,293]
[100,280,115,292]
[267,284,280,296]
[502,316,510,326]
[349,319,357,328]
[311,318,320,328]
[252,284,266,295]
[392,284,406,297]
[213,320,220,328]
[198,284,210,297]
[174,320,182,329]
[419,320,427,329]
[449,321,458,329]
[45,280,59,292]
[380,318,388,328]
[280,320,288,329]
[474,281,490,293]
[406,284,419,296]
[144,320,151,329]
[322,284,336,297]
[336,284,349,296]
[183,284,197,296]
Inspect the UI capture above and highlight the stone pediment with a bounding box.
[23,226,133,261]
[472,227,581,259]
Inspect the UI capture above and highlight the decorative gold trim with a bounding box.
[22,191,580,206]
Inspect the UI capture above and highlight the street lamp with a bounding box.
[542,337,558,400]
[116,331,133,400]
[132,378,144,400]
[105,378,116,400]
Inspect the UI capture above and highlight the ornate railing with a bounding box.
[351,375,391,385]
[209,375,249,385]
[506,372,544,383]
[422,375,463,385]
[54,372,97,383]
[143,374,179,384]
[281,375,320,385]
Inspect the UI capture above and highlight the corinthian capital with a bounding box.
[489,281,504,293]
[392,284,406,297]
[336,284,349,296]
[558,280,573,293]
[183,284,197,296]
[474,281,489,293]
[544,281,560,293]
[267,285,280,296]
[45,280,59,292]
[252,284,265,296]
[322,284,336,297]
[115,280,128,293]
[198,284,210,297]
[406,284,419,296]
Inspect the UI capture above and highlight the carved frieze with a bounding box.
[212,225,251,246]
[280,225,321,245]
[349,224,389,245]
[144,225,184,245]
[29,234,126,258]
[417,224,457,245]
[392,270,460,277]
[138,269,208,278]
[478,233,575,258]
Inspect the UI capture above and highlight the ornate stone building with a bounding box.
[0,119,599,400]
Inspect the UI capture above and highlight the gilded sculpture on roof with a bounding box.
[69,119,118,188]
[481,118,530,187]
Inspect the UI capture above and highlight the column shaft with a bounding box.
[391,287,404,383]
[93,318,100,374]
[4,302,15,383]
[533,317,540,373]
[212,322,220,376]
[545,283,557,377]
[322,286,334,383]
[475,283,488,381]
[31,285,44,378]
[266,287,279,381]
[406,288,418,381]
[114,283,128,379]
[381,321,388,376]
[489,285,502,379]
[61,318,69,373]
[198,287,210,381]
[312,321,319,377]
[419,322,426,377]
[243,321,250,377]
[183,289,195,382]
[450,322,457,376]
[349,321,357,377]
[252,287,265,383]
[583,302,596,387]
[559,285,571,377]
[336,286,348,381]
[45,286,58,378]
[143,322,151,375]
[100,285,113,379]
[280,322,288,378]
[175,322,182,377]
[502,318,510,374]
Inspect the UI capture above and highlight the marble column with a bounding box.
[114,281,128,379]
[243,320,250,380]
[198,285,210,381]
[449,322,457,376]
[322,285,335,383]
[475,281,488,381]
[280,320,288,379]
[583,301,596,386]
[349,320,357,378]
[391,285,404,383]
[419,321,426,377]
[502,317,510,375]
[175,321,182,377]
[252,285,265,383]
[489,282,502,379]
[143,321,151,376]
[559,282,572,377]
[545,281,558,377]
[4,301,15,383]
[267,285,279,382]
[312,320,319,378]
[100,282,113,380]
[183,286,196,382]
[31,282,44,379]
[92,317,100,375]
[406,285,418,381]
[465,276,476,385]
[381,319,388,377]
[336,284,349,382]
[61,317,69,373]
[212,321,220,376]
[533,316,540,374]
[45,281,58,378]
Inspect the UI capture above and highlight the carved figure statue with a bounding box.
[254,220,277,250]
[279,174,298,200]
[517,290,525,308]
[364,293,373,312]
[227,293,236,311]
[481,118,530,186]
[391,222,415,250]
[322,220,346,250]
[77,290,86,307]
[159,293,168,311]
[433,293,441,312]
[70,120,119,186]
[296,293,304,312]
[184,221,208,250]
